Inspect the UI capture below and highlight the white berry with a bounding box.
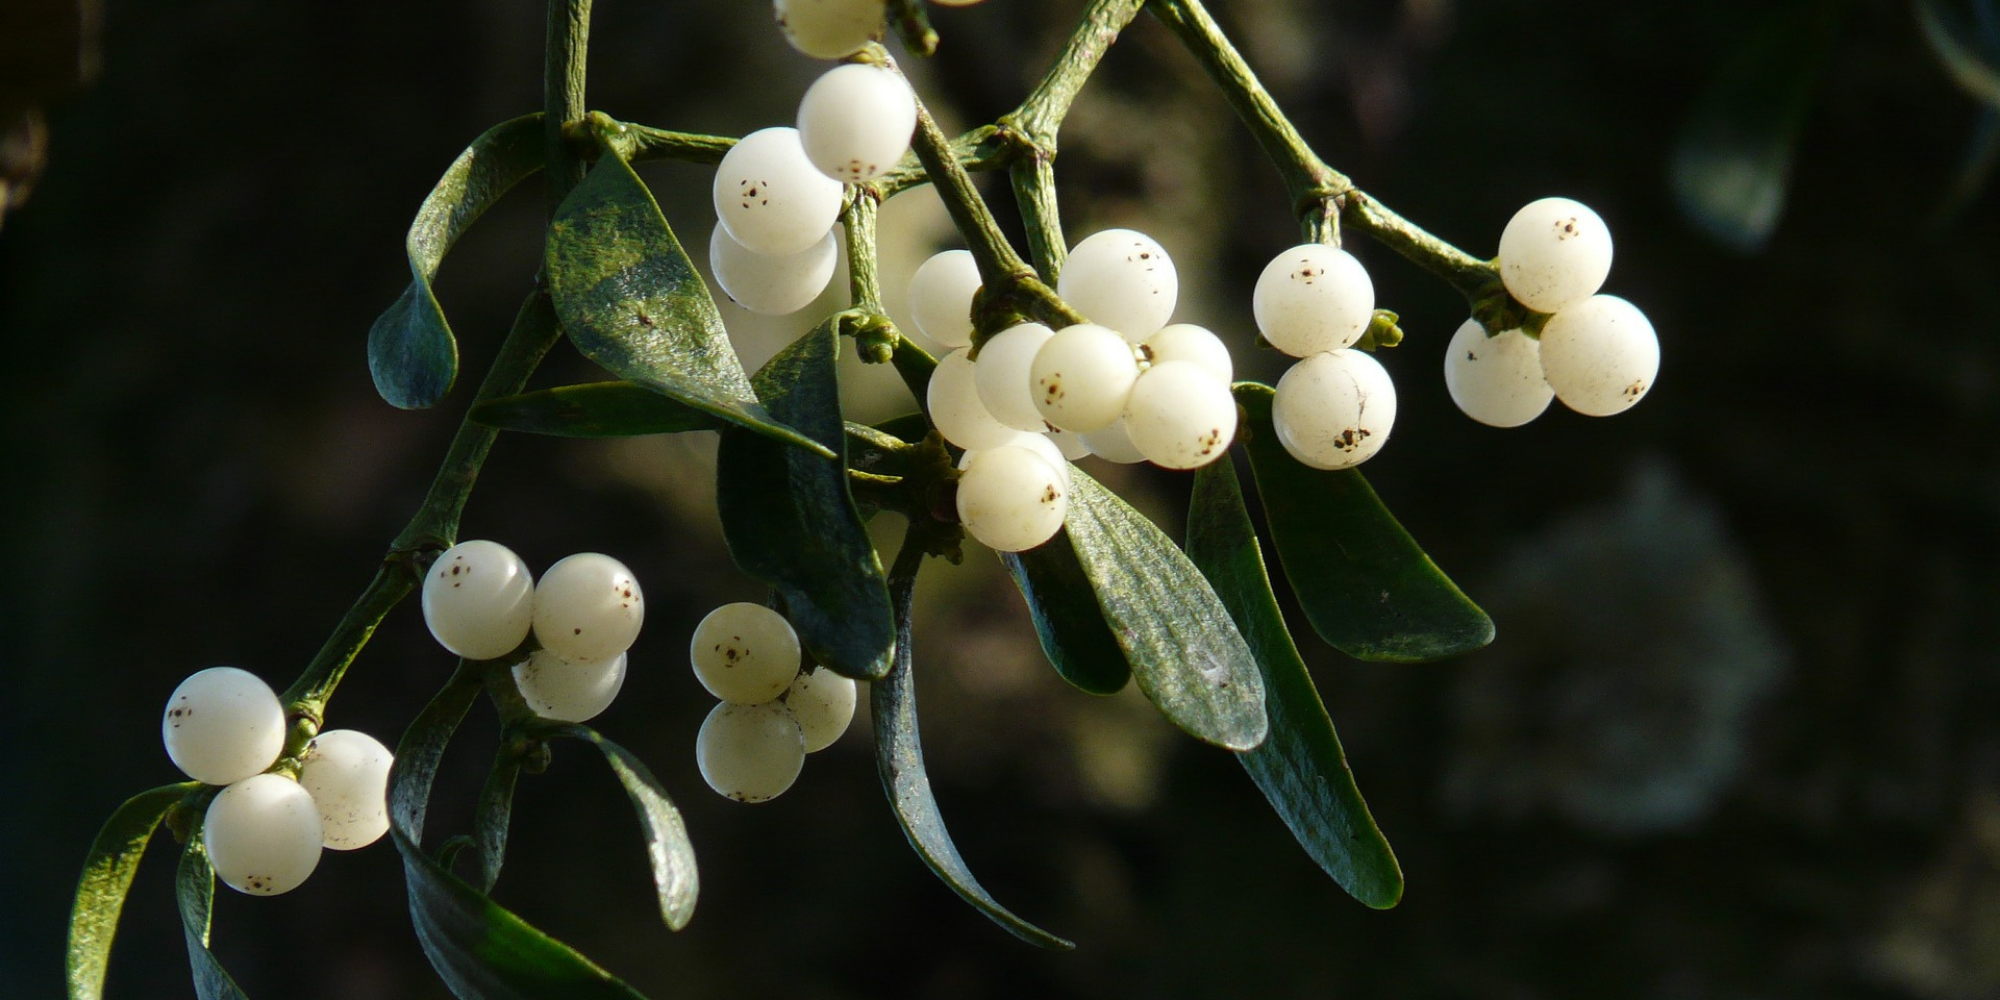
[708,222,837,316]
[956,444,1068,552]
[927,348,1016,451]
[1056,229,1177,341]
[690,602,801,705]
[513,649,628,723]
[421,540,535,661]
[298,729,393,851]
[783,668,857,753]
[973,322,1055,432]
[532,553,644,664]
[1272,349,1398,470]
[1124,360,1238,470]
[908,249,982,349]
[712,127,845,257]
[772,0,884,60]
[1048,429,1091,460]
[1252,244,1374,357]
[1143,323,1233,384]
[1030,323,1140,433]
[1537,294,1658,416]
[162,667,287,787]
[797,64,916,183]
[697,701,806,803]
[1497,196,1613,314]
[958,429,1071,493]
[1079,419,1147,464]
[204,774,323,896]
[1443,318,1554,428]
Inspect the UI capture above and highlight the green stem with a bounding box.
[582,118,734,165]
[544,0,592,205]
[1010,156,1066,284]
[1006,0,1148,144]
[909,101,1032,290]
[842,189,888,313]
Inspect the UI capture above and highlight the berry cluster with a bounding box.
[689,602,856,803]
[161,667,392,895]
[772,0,987,62]
[706,61,916,316]
[421,540,644,723]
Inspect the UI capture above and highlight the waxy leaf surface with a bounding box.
[472,381,725,437]
[68,782,198,1000]
[176,838,249,1000]
[1000,531,1131,695]
[551,725,699,931]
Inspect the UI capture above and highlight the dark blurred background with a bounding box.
[6,0,2000,997]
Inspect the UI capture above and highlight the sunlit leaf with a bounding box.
[1000,530,1131,695]
[550,726,699,931]
[67,782,198,1000]
[471,381,725,437]
[1235,384,1492,663]
[1063,471,1267,750]
[175,838,249,1000]
[1186,458,1403,909]
[717,322,896,681]
[369,115,544,408]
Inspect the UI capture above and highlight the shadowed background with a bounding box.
[5,0,2000,997]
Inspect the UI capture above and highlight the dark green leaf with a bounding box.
[1236,383,1493,663]
[870,411,934,446]
[999,530,1130,695]
[68,782,198,1000]
[176,838,250,1000]
[717,322,896,681]
[546,143,828,457]
[470,750,520,892]
[1186,458,1403,909]
[550,726,700,931]
[874,539,1073,950]
[471,381,726,437]
[1062,471,1267,751]
[390,671,649,1000]
[1918,0,2000,109]
[370,114,544,408]
[1669,1,1840,251]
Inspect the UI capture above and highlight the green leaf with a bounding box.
[545,142,828,457]
[470,749,520,892]
[1186,458,1404,909]
[471,381,726,437]
[874,541,1073,950]
[549,726,700,931]
[1918,0,2000,110]
[391,671,649,1000]
[717,323,897,681]
[1062,471,1268,751]
[369,114,544,409]
[67,782,198,1000]
[1235,383,1493,663]
[999,530,1131,695]
[176,837,250,1000]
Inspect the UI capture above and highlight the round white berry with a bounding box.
[712,127,845,257]
[783,668,857,753]
[1252,244,1374,357]
[204,773,323,896]
[691,602,801,705]
[1056,229,1177,341]
[696,701,806,803]
[1048,429,1091,460]
[908,249,982,349]
[1537,294,1658,416]
[421,540,535,661]
[1143,323,1233,385]
[958,429,1071,493]
[797,64,916,183]
[1079,419,1147,464]
[1272,349,1398,470]
[973,322,1055,431]
[1497,196,1613,314]
[708,222,837,317]
[773,0,884,60]
[298,729,393,851]
[1124,360,1238,470]
[927,348,1017,451]
[1443,319,1554,428]
[1030,323,1140,433]
[956,444,1067,552]
[512,649,628,723]
[532,553,644,664]
[162,667,287,787]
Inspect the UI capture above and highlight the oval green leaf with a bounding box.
[545,142,827,457]
[369,114,545,409]
[68,781,199,1000]
[549,726,700,931]
[1235,383,1493,663]
[391,671,650,1000]
[874,541,1073,950]
[999,530,1131,695]
[176,837,250,1000]
[717,322,896,681]
[471,381,726,437]
[1186,458,1403,909]
[1062,471,1267,751]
